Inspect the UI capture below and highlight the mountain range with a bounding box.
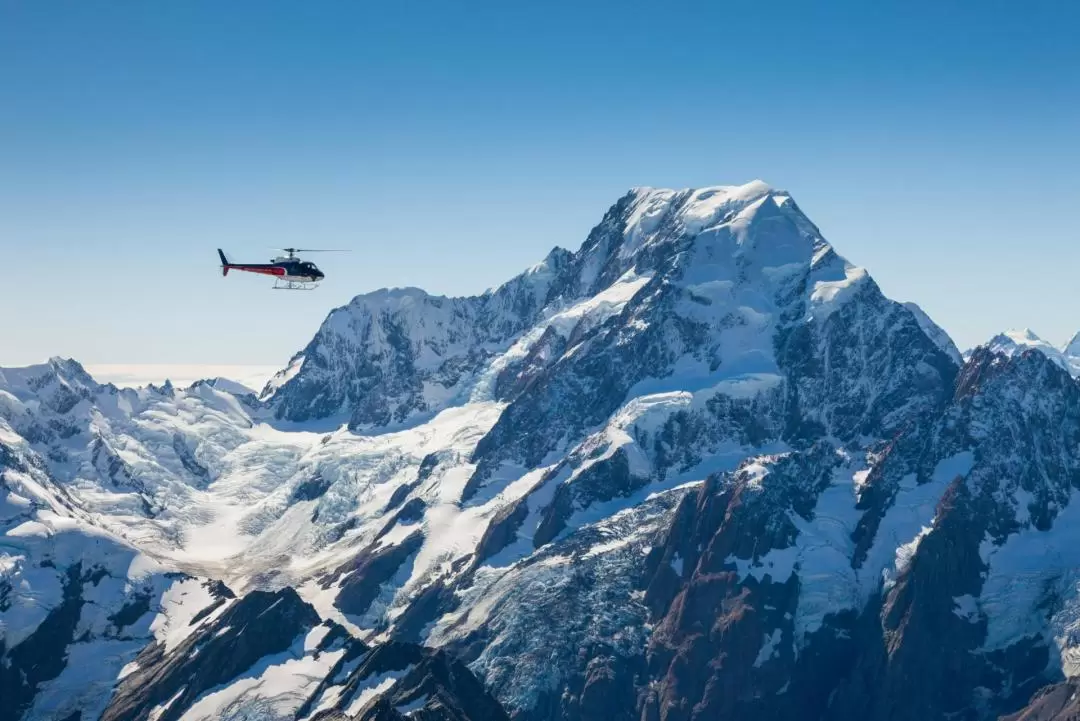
[4,180,1080,721]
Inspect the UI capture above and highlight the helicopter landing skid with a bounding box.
[273,280,318,290]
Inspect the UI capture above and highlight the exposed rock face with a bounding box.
[1003,678,1080,721]
[91,583,505,721]
[265,261,573,431]
[629,346,1080,721]
[332,530,425,620]
[317,642,511,721]
[101,587,320,721]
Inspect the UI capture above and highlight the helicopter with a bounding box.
[217,248,346,290]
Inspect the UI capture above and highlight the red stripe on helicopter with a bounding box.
[227,265,287,277]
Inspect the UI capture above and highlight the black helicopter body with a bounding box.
[217,248,342,289]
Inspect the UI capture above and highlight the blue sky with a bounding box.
[2,1,1078,367]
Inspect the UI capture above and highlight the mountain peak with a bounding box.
[615,181,799,275]
[1006,327,1041,342]
[1,357,98,392]
[629,178,776,201]
[1063,330,1080,357]
[981,327,1080,377]
[988,328,1056,353]
[265,179,953,432]
[345,285,437,309]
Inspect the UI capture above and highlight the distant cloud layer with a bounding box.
[85,365,279,392]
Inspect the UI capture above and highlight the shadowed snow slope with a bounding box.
[3,181,1079,721]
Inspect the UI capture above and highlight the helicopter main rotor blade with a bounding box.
[269,247,351,253]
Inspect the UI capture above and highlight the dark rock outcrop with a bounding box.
[0,563,87,721]
[1002,679,1080,721]
[332,642,511,721]
[101,587,320,721]
[92,583,510,721]
[333,531,425,619]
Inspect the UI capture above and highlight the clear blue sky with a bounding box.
[2,1,1078,367]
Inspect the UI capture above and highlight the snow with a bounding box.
[344,667,413,717]
[472,270,652,403]
[622,189,679,259]
[622,182,790,266]
[741,462,772,491]
[754,628,783,667]
[467,464,568,571]
[178,635,347,721]
[85,365,279,392]
[991,329,1059,356]
[24,637,150,721]
[705,373,784,400]
[198,377,259,396]
[261,356,305,399]
[396,695,429,715]
[150,688,186,721]
[119,660,141,680]
[953,594,980,623]
[980,487,1080,663]
[1059,330,1080,376]
[376,521,422,548]
[428,488,680,713]
[304,623,331,652]
[863,452,974,593]
[301,651,370,719]
[724,451,975,645]
[0,563,64,648]
[150,579,231,653]
[1013,488,1036,526]
[682,181,774,227]
[0,506,170,649]
[809,262,869,321]
[556,269,652,328]
[894,526,933,576]
[982,328,1080,377]
[787,458,867,640]
[903,302,963,365]
[296,578,364,640]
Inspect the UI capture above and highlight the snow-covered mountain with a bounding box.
[972,328,1080,377]
[3,180,1080,721]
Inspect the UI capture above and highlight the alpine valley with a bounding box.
[5,181,1080,721]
